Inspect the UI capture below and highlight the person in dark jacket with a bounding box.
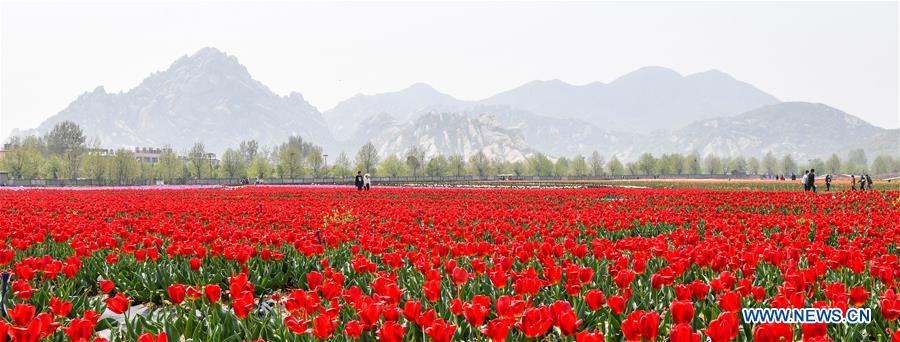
[865,174,873,190]
[825,174,832,192]
[859,175,866,191]
[807,169,816,193]
[354,171,364,191]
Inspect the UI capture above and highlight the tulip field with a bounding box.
[0,185,898,342]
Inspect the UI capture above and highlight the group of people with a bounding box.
[801,169,873,192]
[354,171,371,191]
[850,173,873,191]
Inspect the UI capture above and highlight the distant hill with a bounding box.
[369,112,532,162]
[14,47,895,162]
[324,83,463,136]
[643,102,889,159]
[478,66,780,132]
[17,47,331,153]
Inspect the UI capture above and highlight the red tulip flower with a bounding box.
[481,319,509,342]
[378,321,406,342]
[167,284,186,305]
[671,299,694,324]
[311,315,337,339]
[105,293,130,315]
[425,319,456,342]
[585,289,604,311]
[203,284,221,303]
[99,279,115,294]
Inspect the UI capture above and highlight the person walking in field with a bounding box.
[850,175,857,190]
[808,169,817,193]
[802,170,809,191]
[865,174,873,190]
[859,175,866,191]
[354,171,364,191]
[825,174,832,192]
[364,173,371,191]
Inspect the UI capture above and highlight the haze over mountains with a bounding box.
[15,47,898,162]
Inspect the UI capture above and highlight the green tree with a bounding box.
[589,151,604,176]
[872,155,895,174]
[826,153,842,174]
[729,157,747,174]
[704,155,722,175]
[188,143,209,178]
[847,148,867,167]
[405,146,425,177]
[448,154,466,176]
[2,138,45,179]
[110,148,139,183]
[277,143,304,178]
[553,157,570,176]
[239,140,259,163]
[747,157,760,175]
[670,153,686,175]
[528,153,554,176]
[156,147,183,180]
[45,121,86,178]
[41,155,67,180]
[80,152,107,180]
[220,148,246,178]
[355,142,379,174]
[247,155,272,179]
[570,155,589,176]
[379,154,406,177]
[426,155,449,176]
[607,156,625,176]
[781,154,797,175]
[468,151,491,177]
[686,153,701,175]
[307,146,325,177]
[762,151,778,175]
[638,153,656,175]
[331,152,352,178]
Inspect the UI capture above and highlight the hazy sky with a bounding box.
[1,1,898,142]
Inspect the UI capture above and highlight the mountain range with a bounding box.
[13,47,898,162]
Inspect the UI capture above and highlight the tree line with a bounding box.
[3,121,899,181]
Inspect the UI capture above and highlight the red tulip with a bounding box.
[464,303,490,327]
[402,300,422,323]
[705,312,739,342]
[584,289,604,310]
[718,290,741,312]
[516,306,552,338]
[425,319,456,342]
[850,286,869,307]
[105,293,130,315]
[753,323,793,342]
[344,320,362,339]
[49,297,73,318]
[378,321,406,342]
[8,304,36,327]
[671,299,694,324]
[311,315,337,339]
[576,329,605,342]
[481,319,509,342]
[167,284,186,304]
[99,279,115,294]
[231,291,255,319]
[451,267,469,286]
[284,316,308,335]
[607,295,626,314]
[670,323,700,342]
[136,332,167,342]
[204,284,221,303]
[189,257,202,271]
